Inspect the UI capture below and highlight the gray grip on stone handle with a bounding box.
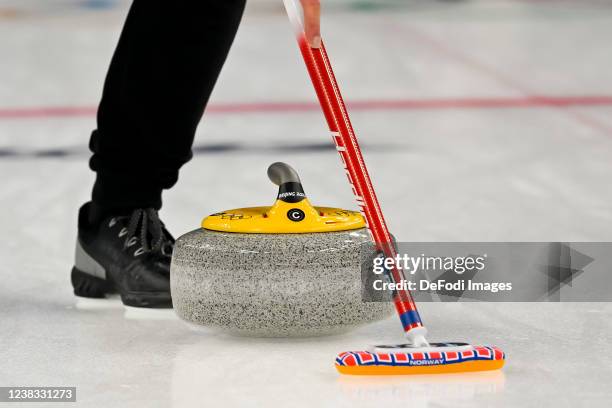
[267,162,301,186]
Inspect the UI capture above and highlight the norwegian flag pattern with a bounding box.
[336,346,505,367]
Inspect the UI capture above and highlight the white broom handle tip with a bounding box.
[406,327,430,347]
[282,0,305,36]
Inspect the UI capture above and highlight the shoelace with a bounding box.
[122,208,173,256]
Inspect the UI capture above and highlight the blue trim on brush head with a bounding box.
[400,310,422,329]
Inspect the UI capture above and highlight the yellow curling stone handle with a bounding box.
[202,162,365,234]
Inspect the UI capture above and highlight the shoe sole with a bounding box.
[71,267,172,309]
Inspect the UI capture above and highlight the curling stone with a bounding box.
[170,162,393,337]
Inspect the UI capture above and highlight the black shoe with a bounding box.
[71,202,174,308]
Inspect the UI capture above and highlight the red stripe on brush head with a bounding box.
[342,354,357,366]
[394,354,409,363]
[357,352,376,364]
[445,351,459,361]
[377,353,392,363]
[411,352,425,360]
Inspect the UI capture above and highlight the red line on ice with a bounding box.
[1,95,612,119]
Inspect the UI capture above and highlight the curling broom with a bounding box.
[282,0,505,375]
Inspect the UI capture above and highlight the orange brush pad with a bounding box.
[336,346,505,375]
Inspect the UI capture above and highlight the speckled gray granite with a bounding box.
[170,228,393,337]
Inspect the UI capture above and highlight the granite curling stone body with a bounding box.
[170,162,393,337]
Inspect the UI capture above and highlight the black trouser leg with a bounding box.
[89,0,246,212]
